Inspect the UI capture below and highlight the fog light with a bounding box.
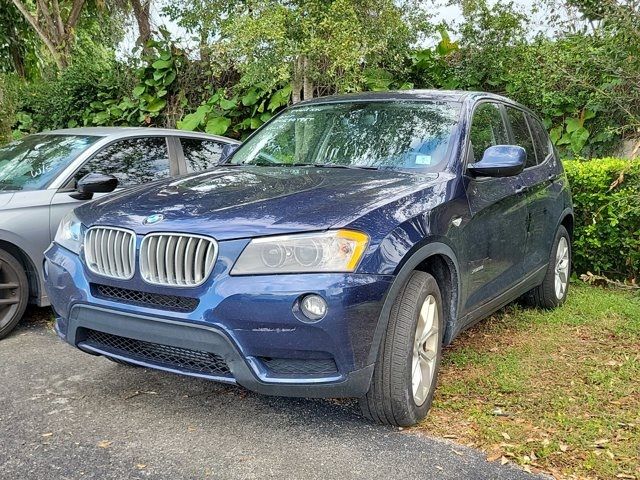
[300,294,327,321]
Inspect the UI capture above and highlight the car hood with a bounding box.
[77,166,444,240]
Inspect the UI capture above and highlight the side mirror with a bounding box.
[69,172,118,200]
[467,145,526,178]
[219,143,239,164]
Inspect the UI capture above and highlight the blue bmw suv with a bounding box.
[45,91,573,426]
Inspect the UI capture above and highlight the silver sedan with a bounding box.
[0,127,239,339]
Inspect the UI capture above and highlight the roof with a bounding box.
[298,89,516,106]
[36,127,240,143]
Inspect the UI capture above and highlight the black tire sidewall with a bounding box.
[544,225,571,307]
[403,273,444,422]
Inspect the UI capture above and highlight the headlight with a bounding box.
[232,230,369,274]
[54,211,84,254]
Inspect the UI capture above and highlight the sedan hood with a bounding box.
[77,166,443,240]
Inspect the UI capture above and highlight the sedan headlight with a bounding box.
[54,211,84,254]
[232,230,369,275]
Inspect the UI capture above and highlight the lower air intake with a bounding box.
[260,357,338,376]
[82,329,231,377]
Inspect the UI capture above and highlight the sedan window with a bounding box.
[74,137,170,187]
[0,135,99,191]
[181,139,225,173]
[468,103,509,163]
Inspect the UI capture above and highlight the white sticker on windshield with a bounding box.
[415,155,432,165]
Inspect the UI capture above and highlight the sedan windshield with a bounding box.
[229,101,461,171]
[0,134,99,191]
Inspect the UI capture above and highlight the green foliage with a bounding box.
[177,84,291,138]
[12,56,128,133]
[564,158,640,281]
[83,32,183,127]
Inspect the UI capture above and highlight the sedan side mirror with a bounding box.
[467,145,526,178]
[219,143,239,164]
[69,172,118,200]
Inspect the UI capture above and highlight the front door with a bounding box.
[458,102,529,316]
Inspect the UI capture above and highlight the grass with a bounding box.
[417,283,640,480]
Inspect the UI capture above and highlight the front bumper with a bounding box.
[45,243,393,398]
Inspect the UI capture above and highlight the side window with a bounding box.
[527,114,552,163]
[181,139,225,173]
[468,103,509,163]
[506,108,537,168]
[74,137,170,187]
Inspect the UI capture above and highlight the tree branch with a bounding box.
[10,0,64,69]
[65,0,86,32]
[51,0,66,38]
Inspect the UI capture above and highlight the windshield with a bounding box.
[0,134,100,191]
[229,101,461,171]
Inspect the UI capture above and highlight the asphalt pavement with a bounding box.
[0,310,548,480]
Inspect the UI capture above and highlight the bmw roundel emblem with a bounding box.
[143,214,165,225]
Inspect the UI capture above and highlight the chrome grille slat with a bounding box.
[84,227,135,280]
[140,233,217,287]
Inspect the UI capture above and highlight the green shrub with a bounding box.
[565,158,640,281]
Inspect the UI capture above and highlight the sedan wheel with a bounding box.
[0,249,29,340]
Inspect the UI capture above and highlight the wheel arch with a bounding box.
[365,242,461,368]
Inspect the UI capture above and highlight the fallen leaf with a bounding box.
[559,443,569,452]
[501,456,509,465]
[136,464,146,470]
[97,440,112,448]
[487,452,502,462]
[501,432,511,440]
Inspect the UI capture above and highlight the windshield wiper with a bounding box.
[308,163,379,170]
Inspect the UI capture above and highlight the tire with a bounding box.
[0,249,29,340]
[527,225,571,309]
[106,356,140,367]
[359,271,444,427]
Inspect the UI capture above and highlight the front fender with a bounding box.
[365,241,461,368]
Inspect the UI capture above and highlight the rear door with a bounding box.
[459,102,529,315]
[506,108,565,275]
[49,136,173,239]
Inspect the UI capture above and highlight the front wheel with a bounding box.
[359,271,444,427]
[527,225,571,309]
[0,249,29,340]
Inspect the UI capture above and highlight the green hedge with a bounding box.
[565,158,640,281]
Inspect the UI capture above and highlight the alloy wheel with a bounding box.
[412,294,439,406]
[555,236,570,300]
[0,259,22,329]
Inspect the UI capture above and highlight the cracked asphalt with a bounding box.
[0,310,547,480]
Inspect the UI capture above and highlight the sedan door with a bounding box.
[49,136,174,240]
[457,102,529,317]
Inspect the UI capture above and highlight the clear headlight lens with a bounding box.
[54,211,84,254]
[232,230,369,275]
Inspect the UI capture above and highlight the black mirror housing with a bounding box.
[467,145,526,178]
[69,172,118,200]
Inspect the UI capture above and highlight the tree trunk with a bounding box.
[131,0,152,52]
[302,56,313,101]
[291,56,303,104]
